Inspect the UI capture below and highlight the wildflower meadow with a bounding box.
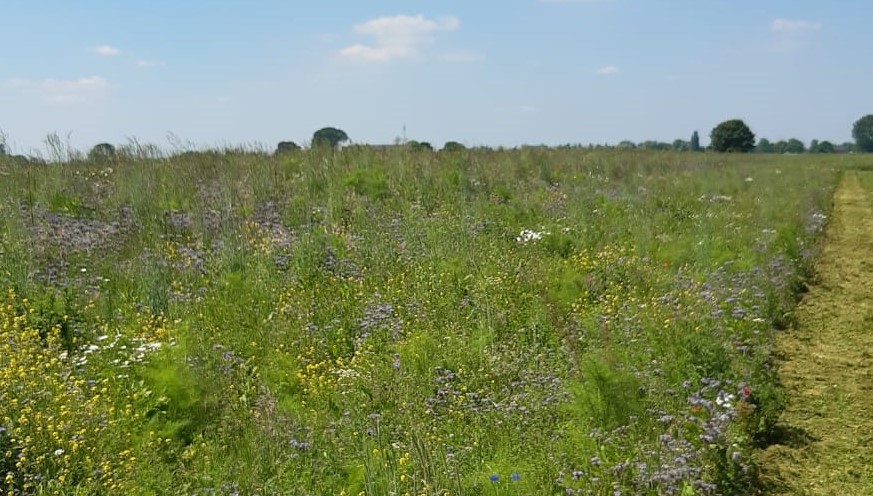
[0,148,859,495]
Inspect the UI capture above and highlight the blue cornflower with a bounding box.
[511,473,520,481]
[490,474,499,483]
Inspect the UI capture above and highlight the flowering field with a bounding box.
[0,149,853,495]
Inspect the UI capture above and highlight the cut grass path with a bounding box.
[761,171,873,494]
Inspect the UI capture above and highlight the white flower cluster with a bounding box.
[715,391,736,409]
[699,194,733,203]
[516,229,550,244]
[59,332,170,373]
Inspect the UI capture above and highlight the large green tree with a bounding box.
[710,119,755,153]
[312,127,349,149]
[690,131,701,152]
[852,114,873,152]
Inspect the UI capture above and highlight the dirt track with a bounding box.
[761,171,873,494]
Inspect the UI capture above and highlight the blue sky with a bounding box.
[1,0,871,152]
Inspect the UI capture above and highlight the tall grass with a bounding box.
[0,148,854,495]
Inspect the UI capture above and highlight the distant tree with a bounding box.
[690,131,701,152]
[839,142,856,153]
[672,139,690,151]
[785,138,806,154]
[816,141,835,153]
[0,143,5,156]
[710,119,755,153]
[442,141,466,152]
[275,141,301,154]
[408,140,433,152]
[638,141,671,151]
[852,114,873,152]
[809,139,820,153]
[772,141,788,154]
[312,127,349,149]
[616,140,637,150]
[756,138,774,153]
[88,143,116,162]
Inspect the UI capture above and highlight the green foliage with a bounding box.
[815,141,836,153]
[639,141,672,151]
[0,148,857,494]
[343,166,391,200]
[710,119,756,153]
[756,138,774,154]
[691,131,701,152]
[852,114,873,152]
[441,141,466,152]
[407,140,433,152]
[143,348,221,446]
[48,191,93,217]
[312,127,349,149]
[570,356,646,430]
[784,138,805,154]
[275,141,300,154]
[88,142,116,162]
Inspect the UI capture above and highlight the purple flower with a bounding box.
[490,474,499,483]
[511,473,520,481]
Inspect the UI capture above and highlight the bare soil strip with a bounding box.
[761,171,873,494]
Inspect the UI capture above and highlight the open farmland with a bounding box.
[0,150,861,495]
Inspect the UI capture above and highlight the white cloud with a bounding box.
[3,76,109,104]
[440,51,484,63]
[136,59,163,68]
[94,45,121,56]
[771,19,821,33]
[770,19,822,52]
[595,65,619,76]
[339,14,460,62]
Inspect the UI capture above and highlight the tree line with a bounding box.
[3,115,873,162]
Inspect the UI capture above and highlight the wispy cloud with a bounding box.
[3,76,109,104]
[136,59,163,68]
[339,14,460,63]
[771,18,822,33]
[94,45,121,56]
[595,65,619,76]
[770,18,821,52]
[440,51,484,63]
